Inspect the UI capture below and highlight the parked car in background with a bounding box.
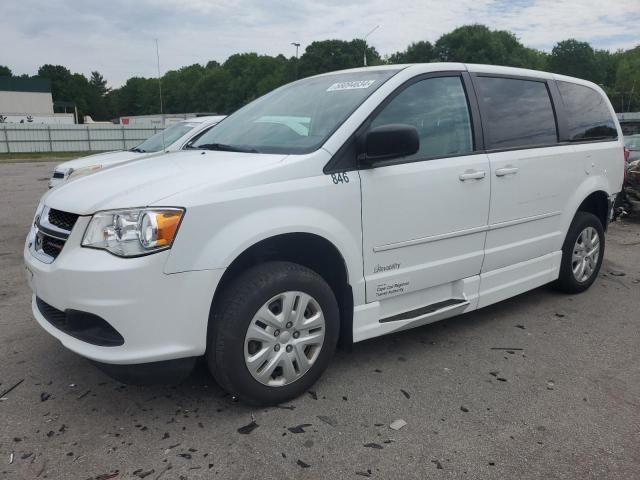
[624,134,640,162]
[48,115,226,188]
[26,64,624,405]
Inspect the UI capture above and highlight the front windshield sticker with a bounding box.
[326,80,376,92]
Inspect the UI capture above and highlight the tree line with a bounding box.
[1,25,638,122]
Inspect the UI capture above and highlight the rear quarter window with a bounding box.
[475,76,558,150]
[557,81,618,141]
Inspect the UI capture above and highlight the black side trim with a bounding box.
[90,357,198,385]
[380,298,468,323]
[36,297,124,347]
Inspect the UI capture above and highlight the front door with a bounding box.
[359,74,490,314]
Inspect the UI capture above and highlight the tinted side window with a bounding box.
[370,76,473,160]
[557,81,618,141]
[476,77,558,149]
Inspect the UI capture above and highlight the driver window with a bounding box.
[371,76,474,160]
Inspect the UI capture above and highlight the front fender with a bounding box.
[164,174,364,289]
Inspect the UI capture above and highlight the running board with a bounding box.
[379,298,469,323]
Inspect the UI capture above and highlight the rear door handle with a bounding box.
[495,166,519,176]
[459,170,486,181]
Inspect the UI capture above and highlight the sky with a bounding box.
[2,0,639,87]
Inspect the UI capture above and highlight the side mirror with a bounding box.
[361,124,419,164]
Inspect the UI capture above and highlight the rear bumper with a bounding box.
[25,218,224,365]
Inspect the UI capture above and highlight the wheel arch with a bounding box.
[576,190,609,231]
[208,232,354,347]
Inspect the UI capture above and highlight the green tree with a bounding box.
[614,47,640,111]
[388,41,434,64]
[298,39,381,77]
[548,39,598,81]
[0,65,12,77]
[89,71,109,96]
[435,24,543,69]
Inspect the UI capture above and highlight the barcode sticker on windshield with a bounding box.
[327,80,376,92]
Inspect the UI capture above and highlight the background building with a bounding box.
[0,77,74,124]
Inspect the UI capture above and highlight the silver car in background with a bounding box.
[49,115,226,188]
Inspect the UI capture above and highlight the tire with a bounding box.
[207,261,339,405]
[554,211,605,294]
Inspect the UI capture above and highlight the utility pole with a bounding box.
[291,42,301,79]
[363,25,379,67]
[155,39,166,149]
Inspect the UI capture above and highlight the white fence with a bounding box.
[0,124,162,153]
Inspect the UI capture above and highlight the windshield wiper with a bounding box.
[196,143,258,153]
[130,147,146,153]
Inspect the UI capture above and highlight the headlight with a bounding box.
[68,164,103,179]
[82,208,184,257]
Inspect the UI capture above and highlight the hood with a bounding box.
[43,150,288,215]
[55,150,146,171]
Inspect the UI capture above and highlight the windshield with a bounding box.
[191,70,399,154]
[625,134,640,150]
[133,122,199,153]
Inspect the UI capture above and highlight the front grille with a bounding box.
[52,172,65,179]
[41,235,65,258]
[36,297,124,347]
[48,209,79,231]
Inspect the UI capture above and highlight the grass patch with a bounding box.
[0,151,101,163]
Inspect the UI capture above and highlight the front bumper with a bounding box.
[24,216,224,365]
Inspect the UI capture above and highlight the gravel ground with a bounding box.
[1,162,639,480]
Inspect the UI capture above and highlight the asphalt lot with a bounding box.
[1,161,639,480]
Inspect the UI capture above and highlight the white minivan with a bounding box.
[25,64,624,405]
[48,115,226,188]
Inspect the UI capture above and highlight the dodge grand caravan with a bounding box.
[25,63,624,405]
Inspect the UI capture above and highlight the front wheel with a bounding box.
[554,211,605,294]
[207,261,339,405]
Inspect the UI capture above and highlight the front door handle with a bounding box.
[495,166,519,176]
[459,170,486,181]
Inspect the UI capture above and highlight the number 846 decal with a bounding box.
[330,172,350,184]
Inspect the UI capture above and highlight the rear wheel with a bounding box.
[207,261,339,405]
[554,211,604,293]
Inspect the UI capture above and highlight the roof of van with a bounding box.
[316,63,600,90]
[187,115,226,124]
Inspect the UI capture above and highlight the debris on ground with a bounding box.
[297,459,310,468]
[390,419,407,430]
[363,443,383,449]
[460,405,469,413]
[0,379,24,399]
[609,271,626,277]
[432,459,443,469]
[515,324,526,329]
[490,347,523,351]
[9,452,14,464]
[555,313,566,318]
[132,469,155,478]
[40,392,51,402]
[400,389,410,399]
[237,420,259,435]
[288,423,312,434]
[547,380,555,390]
[307,390,318,400]
[356,471,372,477]
[77,390,91,400]
[317,415,338,427]
[93,472,119,480]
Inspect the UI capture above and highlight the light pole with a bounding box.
[363,25,379,67]
[291,42,301,79]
